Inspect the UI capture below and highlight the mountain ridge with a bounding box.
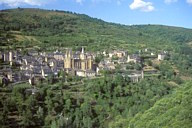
[1,8,192,52]
[1,8,191,29]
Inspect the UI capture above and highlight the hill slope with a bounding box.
[1,8,192,51]
[109,81,192,128]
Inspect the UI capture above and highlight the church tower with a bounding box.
[80,47,86,60]
[80,47,86,70]
[64,49,72,69]
[88,55,93,70]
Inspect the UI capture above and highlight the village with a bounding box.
[0,47,168,86]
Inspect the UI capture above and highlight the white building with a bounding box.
[158,53,166,61]
[151,52,155,56]
[127,54,141,63]
[76,70,96,77]
[109,52,114,58]
[127,71,144,83]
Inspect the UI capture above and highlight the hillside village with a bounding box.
[0,47,168,86]
[1,8,192,128]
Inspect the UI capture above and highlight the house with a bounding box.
[118,58,126,64]
[128,71,144,83]
[144,48,148,52]
[36,56,44,65]
[23,70,33,77]
[76,70,96,77]
[76,70,86,77]
[25,88,39,95]
[116,52,124,58]
[29,76,35,85]
[32,66,42,76]
[18,71,30,81]
[98,61,105,68]
[121,70,144,83]
[0,68,13,82]
[29,62,41,69]
[106,63,116,70]
[7,72,13,82]
[85,70,96,77]
[109,52,114,58]
[158,53,166,61]
[104,58,112,64]
[48,58,57,68]
[13,72,22,82]
[15,59,22,65]
[22,56,37,65]
[96,67,102,75]
[116,51,127,58]
[20,65,30,70]
[52,67,62,76]
[127,54,141,63]
[28,75,44,85]
[128,74,141,83]
[2,76,9,86]
[151,52,155,56]
[53,51,64,60]
[3,52,9,62]
[96,64,115,75]
[57,60,64,68]
[40,52,46,56]
[8,51,13,63]
[28,50,39,56]
[103,51,107,56]
[65,68,76,76]
[41,67,53,78]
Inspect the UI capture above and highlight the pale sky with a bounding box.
[0,0,192,28]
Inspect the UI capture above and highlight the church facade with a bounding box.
[64,47,95,77]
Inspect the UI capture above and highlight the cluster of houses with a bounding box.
[97,49,168,82]
[0,47,97,85]
[0,47,168,85]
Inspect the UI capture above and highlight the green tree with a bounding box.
[36,106,44,125]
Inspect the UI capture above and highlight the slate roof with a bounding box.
[42,67,53,74]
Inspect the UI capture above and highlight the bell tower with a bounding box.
[80,47,86,60]
[64,49,72,69]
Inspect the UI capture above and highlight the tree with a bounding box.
[134,63,142,70]
[48,74,54,84]
[36,106,44,125]
[2,104,8,125]
[65,99,71,111]
[59,70,66,82]
[51,120,57,128]
[146,60,152,66]
[83,117,92,128]
[21,108,34,127]
[95,54,104,63]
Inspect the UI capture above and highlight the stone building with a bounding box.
[64,47,95,77]
[127,54,141,63]
[64,47,93,71]
[158,52,166,61]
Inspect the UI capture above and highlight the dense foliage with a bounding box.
[1,8,192,128]
[109,81,192,128]
[1,8,192,52]
[0,75,175,127]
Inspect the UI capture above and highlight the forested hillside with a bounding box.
[1,8,192,128]
[109,81,192,128]
[1,8,192,52]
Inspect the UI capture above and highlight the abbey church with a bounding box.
[64,47,96,77]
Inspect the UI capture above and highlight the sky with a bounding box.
[0,0,192,28]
